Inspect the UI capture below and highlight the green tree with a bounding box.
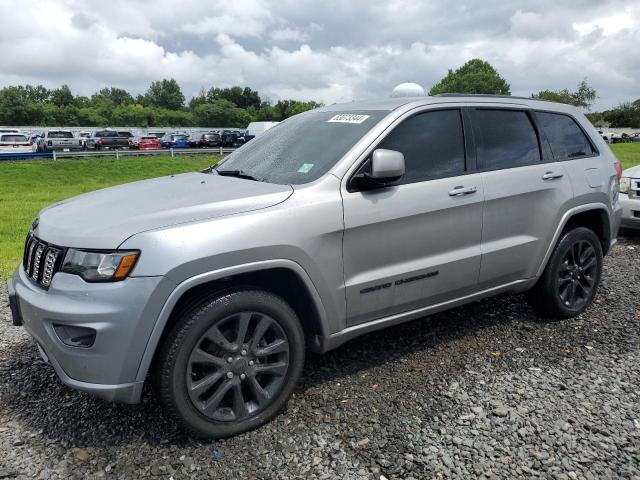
[531,79,597,110]
[603,103,640,128]
[91,87,135,108]
[194,100,252,127]
[0,87,35,124]
[429,59,510,96]
[49,85,75,107]
[206,86,262,109]
[144,79,185,110]
[273,100,322,120]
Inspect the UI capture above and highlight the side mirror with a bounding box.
[351,149,405,190]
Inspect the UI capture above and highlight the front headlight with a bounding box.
[61,249,139,282]
[620,177,630,194]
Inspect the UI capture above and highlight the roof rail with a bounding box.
[434,93,555,103]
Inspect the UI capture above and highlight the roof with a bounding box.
[319,94,578,113]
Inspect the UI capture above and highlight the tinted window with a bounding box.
[95,131,118,138]
[536,112,594,160]
[1,134,28,142]
[474,110,540,170]
[377,109,465,183]
[48,131,74,138]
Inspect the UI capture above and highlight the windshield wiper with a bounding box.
[216,169,261,181]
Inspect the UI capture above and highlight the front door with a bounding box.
[341,109,485,325]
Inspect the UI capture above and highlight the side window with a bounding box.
[474,110,541,170]
[535,112,594,160]
[377,109,465,184]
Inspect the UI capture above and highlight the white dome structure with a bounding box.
[391,82,426,98]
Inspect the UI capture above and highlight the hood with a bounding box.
[34,172,293,248]
[623,165,640,178]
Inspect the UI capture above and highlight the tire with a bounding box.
[156,289,305,438]
[527,227,603,319]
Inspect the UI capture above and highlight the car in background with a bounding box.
[196,132,222,148]
[118,131,134,140]
[221,130,246,147]
[0,133,36,154]
[160,133,190,149]
[78,132,91,150]
[86,130,130,150]
[147,132,166,140]
[246,121,279,138]
[131,135,161,150]
[620,166,640,231]
[27,133,43,147]
[36,130,83,152]
[0,127,21,134]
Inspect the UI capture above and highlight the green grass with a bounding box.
[610,143,640,170]
[0,155,220,281]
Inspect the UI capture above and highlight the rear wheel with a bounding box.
[527,227,603,318]
[156,289,305,438]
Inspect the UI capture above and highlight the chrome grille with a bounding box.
[630,178,640,199]
[22,235,64,289]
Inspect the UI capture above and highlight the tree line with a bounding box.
[0,59,638,128]
[0,79,321,128]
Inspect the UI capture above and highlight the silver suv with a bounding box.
[7,95,623,438]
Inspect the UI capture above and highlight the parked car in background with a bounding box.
[196,132,222,147]
[0,127,21,134]
[221,130,246,147]
[0,133,36,154]
[148,132,166,139]
[36,130,83,152]
[118,131,134,140]
[160,133,190,149]
[78,132,91,150]
[86,130,130,150]
[132,135,161,150]
[620,165,640,231]
[28,133,42,147]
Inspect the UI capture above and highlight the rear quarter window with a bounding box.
[535,112,595,160]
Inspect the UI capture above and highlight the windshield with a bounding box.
[215,110,388,184]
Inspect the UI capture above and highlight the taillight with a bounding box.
[98,138,104,145]
[614,161,623,179]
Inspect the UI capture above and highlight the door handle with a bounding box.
[542,171,564,180]
[448,186,478,197]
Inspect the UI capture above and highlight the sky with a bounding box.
[0,0,638,111]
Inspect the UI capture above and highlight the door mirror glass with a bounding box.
[352,149,405,190]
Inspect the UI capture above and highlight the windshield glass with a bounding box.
[215,110,388,184]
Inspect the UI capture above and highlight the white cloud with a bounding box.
[0,0,638,110]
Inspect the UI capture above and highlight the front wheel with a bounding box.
[156,289,305,438]
[527,227,603,319]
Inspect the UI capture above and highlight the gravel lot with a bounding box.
[1,234,639,479]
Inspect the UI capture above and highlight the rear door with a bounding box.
[342,108,485,325]
[471,108,574,288]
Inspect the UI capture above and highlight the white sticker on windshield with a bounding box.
[327,114,370,124]
[297,163,314,173]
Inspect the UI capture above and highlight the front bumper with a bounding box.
[620,194,640,230]
[7,266,175,403]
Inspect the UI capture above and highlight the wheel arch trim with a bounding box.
[535,202,611,278]
[134,259,329,382]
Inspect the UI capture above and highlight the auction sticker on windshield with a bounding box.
[327,114,370,124]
